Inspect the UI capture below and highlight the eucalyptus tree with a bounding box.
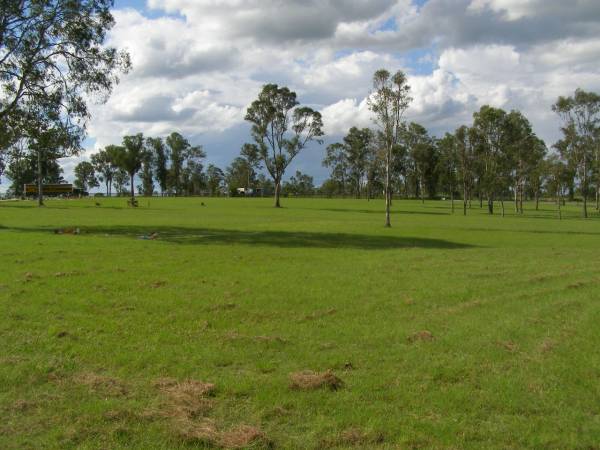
[368,69,412,227]
[0,0,130,154]
[74,161,98,193]
[245,84,324,208]
[471,106,511,215]
[206,164,224,196]
[283,171,315,196]
[454,126,475,215]
[344,127,374,198]
[240,143,262,190]
[553,89,600,218]
[437,133,459,213]
[147,137,168,195]
[91,146,120,196]
[322,143,348,196]
[404,122,437,202]
[140,149,154,196]
[115,134,145,205]
[226,157,254,195]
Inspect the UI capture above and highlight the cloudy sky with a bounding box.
[63,0,600,185]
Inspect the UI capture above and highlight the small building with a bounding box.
[24,184,87,197]
[235,187,263,197]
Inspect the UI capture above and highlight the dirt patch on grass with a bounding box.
[539,338,556,353]
[498,340,519,353]
[320,427,385,448]
[154,378,267,448]
[303,308,337,321]
[74,372,128,397]
[54,271,81,278]
[225,331,288,344]
[407,330,434,343]
[207,302,237,312]
[150,281,167,288]
[289,370,344,391]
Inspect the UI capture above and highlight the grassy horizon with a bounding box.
[1,197,599,449]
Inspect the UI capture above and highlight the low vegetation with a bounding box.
[1,197,599,448]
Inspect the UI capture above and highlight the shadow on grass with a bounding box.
[0,225,473,250]
[304,207,449,216]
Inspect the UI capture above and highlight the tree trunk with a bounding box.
[451,189,455,214]
[463,182,468,216]
[558,188,562,220]
[37,148,44,207]
[130,174,136,205]
[385,148,391,227]
[500,197,505,217]
[535,191,539,211]
[519,184,524,214]
[487,195,494,215]
[420,177,424,204]
[582,166,588,219]
[514,182,519,213]
[274,178,281,208]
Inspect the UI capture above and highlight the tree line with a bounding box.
[0,2,598,224]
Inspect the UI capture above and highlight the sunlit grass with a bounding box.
[1,197,599,449]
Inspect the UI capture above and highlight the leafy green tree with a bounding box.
[344,127,374,198]
[4,139,64,196]
[322,143,348,196]
[140,149,154,196]
[226,157,254,195]
[437,133,459,212]
[74,161,98,193]
[283,171,314,196]
[455,126,475,215]
[114,134,145,205]
[553,89,600,218]
[240,143,262,190]
[91,146,120,196]
[147,137,168,195]
[165,133,205,196]
[245,84,324,207]
[471,105,511,215]
[206,164,224,196]
[113,169,129,197]
[404,123,437,201]
[368,69,412,226]
[0,0,130,158]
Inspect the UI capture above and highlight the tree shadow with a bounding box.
[0,225,473,250]
[309,207,449,216]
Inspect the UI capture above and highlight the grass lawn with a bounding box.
[1,196,599,449]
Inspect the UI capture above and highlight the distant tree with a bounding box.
[283,171,314,196]
[74,161,98,193]
[114,134,145,205]
[165,133,205,196]
[226,157,255,195]
[437,133,459,213]
[404,123,437,202]
[4,139,64,197]
[140,149,154,196]
[368,69,412,227]
[322,143,348,196]
[454,126,475,215]
[113,169,129,196]
[147,137,168,195]
[344,127,374,198]
[240,143,262,190]
[206,164,225,196]
[553,89,600,218]
[546,154,569,219]
[91,146,120,196]
[471,105,512,215]
[245,84,324,207]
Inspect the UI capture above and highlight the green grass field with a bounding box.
[1,197,599,449]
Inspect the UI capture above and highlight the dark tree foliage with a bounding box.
[73,160,98,192]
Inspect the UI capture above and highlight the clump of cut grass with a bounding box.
[407,330,434,343]
[289,370,344,391]
[74,372,128,397]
